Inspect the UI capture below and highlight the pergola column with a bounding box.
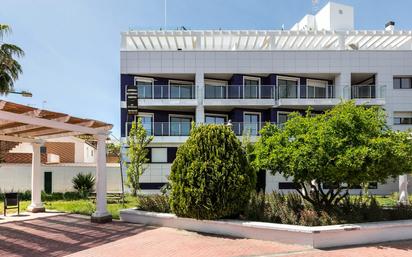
[399,174,409,205]
[91,133,112,223]
[28,141,45,213]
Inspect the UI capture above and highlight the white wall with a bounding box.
[265,171,401,195]
[0,163,122,193]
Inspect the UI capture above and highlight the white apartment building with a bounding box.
[120,2,412,194]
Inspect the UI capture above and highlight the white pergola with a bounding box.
[0,100,113,222]
[121,30,412,51]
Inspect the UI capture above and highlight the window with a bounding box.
[244,113,260,136]
[307,80,328,98]
[205,115,226,124]
[279,182,299,190]
[170,81,193,99]
[170,116,192,136]
[394,112,412,125]
[205,80,227,99]
[278,77,299,98]
[277,112,291,125]
[244,77,260,99]
[136,114,153,135]
[394,77,412,89]
[135,78,153,99]
[151,148,167,163]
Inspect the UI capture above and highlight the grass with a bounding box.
[0,195,138,219]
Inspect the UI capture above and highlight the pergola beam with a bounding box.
[0,110,106,135]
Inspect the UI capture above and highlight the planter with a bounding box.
[120,208,412,248]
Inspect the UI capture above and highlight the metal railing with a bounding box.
[134,85,196,99]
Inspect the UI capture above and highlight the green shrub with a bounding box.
[137,194,170,213]
[242,191,412,226]
[72,173,95,197]
[169,124,256,220]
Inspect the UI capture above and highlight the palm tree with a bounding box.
[0,24,24,95]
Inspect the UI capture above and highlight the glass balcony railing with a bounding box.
[229,122,277,136]
[125,122,193,137]
[125,122,279,137]
[277,85,335,99]
[134,85,196,99]
[205,85,276,99]
[350,85,387,99]
[204,85,336,99]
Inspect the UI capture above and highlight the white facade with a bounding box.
[120,2,412,195]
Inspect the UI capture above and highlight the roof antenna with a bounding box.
[164,0,167,29]
[311,0,319,14]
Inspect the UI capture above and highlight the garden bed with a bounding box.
[120,208,412,248]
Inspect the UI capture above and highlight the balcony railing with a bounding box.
[204,85,336,99]
[229,122,277,136]
[125,122,193,137]
[135,85,196,99]
[125,121,279,137]
[351,85,386,99]
[277,85,335,99]
[205,85,276,99]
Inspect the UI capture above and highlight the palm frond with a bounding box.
[0,24,11,40]
[1,44,24,57]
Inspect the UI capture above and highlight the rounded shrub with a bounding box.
[169,124,256,220]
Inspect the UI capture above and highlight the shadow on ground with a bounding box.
[0,214,153,257]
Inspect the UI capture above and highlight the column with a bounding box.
[91,133,112,223]
[28,141,45,213]
[399,174,409,205]
[335,72,351,99]
[195,71,205,124]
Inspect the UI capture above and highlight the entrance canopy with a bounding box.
[0,100,113,222]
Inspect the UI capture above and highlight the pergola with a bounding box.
[0,100,113,222]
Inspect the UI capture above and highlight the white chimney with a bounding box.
[385,21,395,31]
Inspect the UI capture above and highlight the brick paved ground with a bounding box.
[1,213,412,257]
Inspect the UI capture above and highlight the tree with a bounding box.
[169,124,256,220]
[126,118,153,196]
[0,24,24,94]
[253,101,412,209]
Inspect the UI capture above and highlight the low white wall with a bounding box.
[0,163,122,193]
[120,209,412,249]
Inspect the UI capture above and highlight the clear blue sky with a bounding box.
[1,0,412,137]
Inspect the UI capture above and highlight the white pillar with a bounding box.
[335,72,351,99]
[91,132,112,223]
[28,141,45,213]
[195,71,205,124]
[399,174,409,205]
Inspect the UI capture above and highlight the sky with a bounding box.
[1,0,412,137]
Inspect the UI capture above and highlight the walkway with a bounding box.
[0,213,411,257]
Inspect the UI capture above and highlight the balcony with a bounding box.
[275,84,340,108]
[230,122,277,136]
[349,85,386,105]
[135,84,197,107]
[125,122,192,143]
[204,85,276,107]
[125,121,279,142]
